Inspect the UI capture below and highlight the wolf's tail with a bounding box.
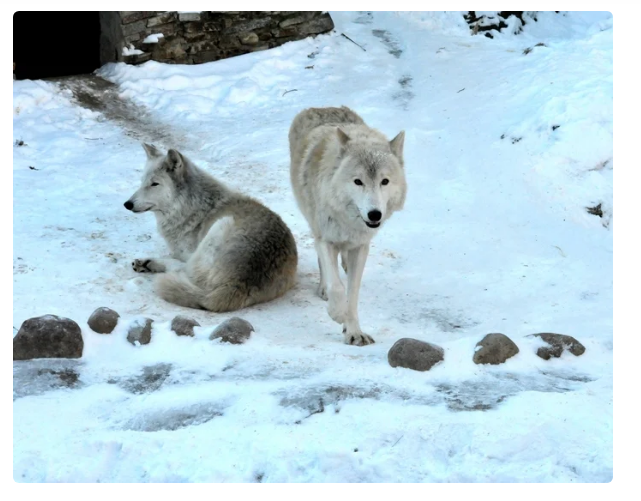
[155,272,205,310]
[200,283,251,312]
[155,272,249,313]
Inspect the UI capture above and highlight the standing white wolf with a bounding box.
[289,106,407,346]
[124,144,298,312]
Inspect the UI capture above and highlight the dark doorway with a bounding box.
[14,11,101,80]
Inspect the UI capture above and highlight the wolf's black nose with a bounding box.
[368,210,382,222]
[124,201,134,210]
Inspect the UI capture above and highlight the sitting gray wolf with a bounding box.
[124,144,298,312]
[289,106,407,346]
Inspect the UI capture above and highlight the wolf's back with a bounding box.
[289,106,365,165]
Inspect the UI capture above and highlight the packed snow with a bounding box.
[122,44,144,56]
[142,33,164,44]
[13,11,612,482]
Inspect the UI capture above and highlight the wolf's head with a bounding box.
[124,144,189,214]
[331,128,407,229]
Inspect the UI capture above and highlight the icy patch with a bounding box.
[14,360,83,400]
[120,402,224,432]
[277,370,595,417]
[116,363,173,394]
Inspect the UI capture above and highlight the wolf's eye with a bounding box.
[354,179,363,186]
[381,179,389,186]
[150,182,159,187]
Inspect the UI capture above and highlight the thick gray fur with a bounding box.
[125,145,298,312]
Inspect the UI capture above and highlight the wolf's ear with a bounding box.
[164,149,185,173]
[142,143,162,159]
[336,127,350,147]
[389,131,405,160]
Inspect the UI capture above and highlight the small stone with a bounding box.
[388,338,444,372]
[127,318,154,346]
[209,317,254,344]
[473,333,519,365]
[179,12,201,22]
[124,33,141,43]
[146,12,177,27]
[122,20,147,37]
[171,315,200,337]
[225,17,272,35]
[239,32,259,45]
[183,31,207,43]
[143,22,176,38]
[297,15,335,36]
[119,363,172,394]
[124,52,153,65]
[87,307,120,334]
[13,315,83,360]
[530,333,586,360]
[119,11,155,25]
[279,16,307,29]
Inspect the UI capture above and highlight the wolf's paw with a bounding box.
[317,284,328,301]
[132,258,165,273]
[343,327,375,346]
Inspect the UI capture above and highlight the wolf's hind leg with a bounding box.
[315,238,335,301]
[317,257,328,300]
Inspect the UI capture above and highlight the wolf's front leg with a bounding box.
[316,241,347,324]
[340,250,349,274]
[343,244,375,346]
[132,258,182,274]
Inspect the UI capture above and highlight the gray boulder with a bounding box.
[13,315,83,360]
[388,338,444,372]
[473,333,519,365]
[209,317,254,344]
[530,333,585,360]
[171,315,200,337]
[127,318,154,346]
[87,307,120,334]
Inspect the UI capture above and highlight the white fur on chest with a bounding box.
[156,216,200,261]
[317,210,377,249]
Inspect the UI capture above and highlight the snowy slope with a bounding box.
[13,11,612,482]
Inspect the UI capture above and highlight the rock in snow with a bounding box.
[13,315,83,360]
[388,338,444,371]
[473,333,520,365]
[87,307,120,334]
[530,333,586,360]
[127,318,154,346]
[171,315,200,337]
[209,317,254,344]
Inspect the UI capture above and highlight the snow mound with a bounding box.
[122,44,144,56]
[142,33,164,44]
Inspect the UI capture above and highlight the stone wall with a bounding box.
[99,11,334,66]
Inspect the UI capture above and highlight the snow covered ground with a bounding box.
[13,11,612,482]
